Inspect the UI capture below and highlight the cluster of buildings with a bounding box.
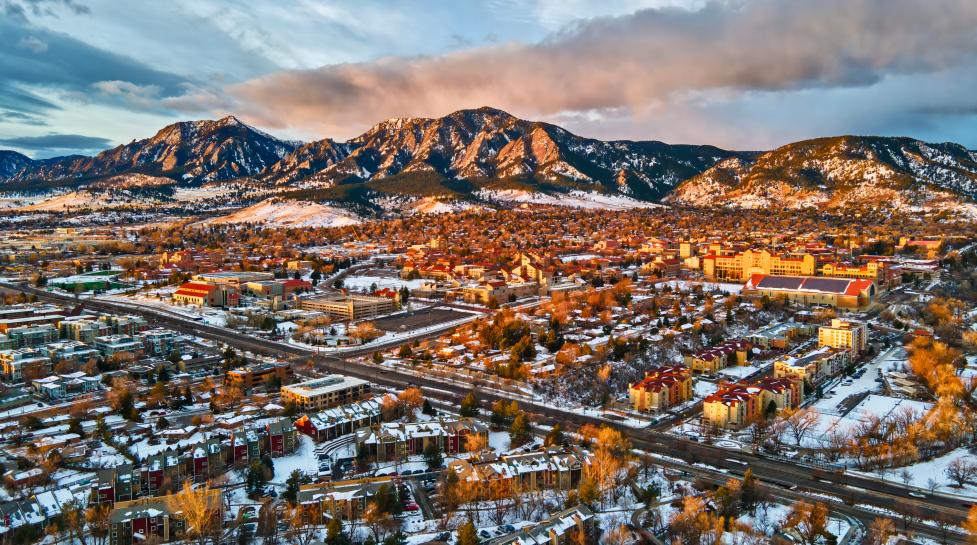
[402,248,583,305]
[173,271,312,308]
[0,305,183,400]
[449,447,588,493]
[93,417,297,505]
[355,418,488,462]
[704,319,868,429]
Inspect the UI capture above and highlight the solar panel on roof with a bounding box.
[756,276,804,290]
[801,277,850,294]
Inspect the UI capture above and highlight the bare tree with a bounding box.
[164,482,222,545]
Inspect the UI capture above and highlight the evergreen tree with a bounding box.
[325,516,351,545]
[382,533,407,545]
[456,521,478,545]
[423,442,443,470]
[283,469,302,506]
[460,392,479,417]
[544,423,565,448]
[510,413,531,445]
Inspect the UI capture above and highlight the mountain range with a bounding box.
[2,107,976,217]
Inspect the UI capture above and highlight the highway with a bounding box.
[7,283,973,542]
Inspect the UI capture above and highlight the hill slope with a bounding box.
[2,116,296,185]
[267,107,736,202]
[667,136,977,212]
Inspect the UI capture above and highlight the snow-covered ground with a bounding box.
[342,274,429,292]
[203,199,361,228]
[477,189,661,210]
[271,434,320,484]
[852,447,977,499]
[654,280,744,294]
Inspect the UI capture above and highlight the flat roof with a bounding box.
[282,374,368,397]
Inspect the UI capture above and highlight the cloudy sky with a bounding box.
[3,0,977,158]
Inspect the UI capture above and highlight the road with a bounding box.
[7,283,974,540]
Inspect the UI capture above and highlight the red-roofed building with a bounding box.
[282,278,312,295]
[628,365,692,412]
[743,274,875,309]
[173,282,239,307]
[684,340,751,373]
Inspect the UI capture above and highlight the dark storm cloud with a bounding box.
[0,13,193,121]
[0,133,111,151]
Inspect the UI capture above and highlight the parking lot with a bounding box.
[372,306,471,333]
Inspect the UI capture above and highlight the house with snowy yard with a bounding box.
[355,417,487,462]
[628,365,693,412]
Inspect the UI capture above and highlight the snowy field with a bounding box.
[654,280,744,294]
[342,274,428,292]
[203,199,361,228]
[476,189,661,210]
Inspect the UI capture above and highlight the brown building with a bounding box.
[227,362,292,389]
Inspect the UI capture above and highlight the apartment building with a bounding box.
[818,318,868,355]
[0,348,51,381]
[773,346,852,387]
[95,335,145,358]
[108,490,222,545]
[355,417,487,462]
[449,448,587,492]
[684,340,750,373]
[744,322,813,350]
[280,375,371,411]
[293,396,386,442]
[628,365,692,412]
[703,377,801,429]
[296,476,396,522]
[227,361,292,390]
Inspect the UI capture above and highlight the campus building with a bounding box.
[300,294,396,320]
[703,250,818,282]
[742,274,875,309]
[280,375,372,411]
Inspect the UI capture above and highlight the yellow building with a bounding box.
[280,375,371,411]
[628,365,692,412]
[773,346,851,386]
[703,250,818,282]
[684,340,750,374]
[820,261,883,283]
[818,319,868,355]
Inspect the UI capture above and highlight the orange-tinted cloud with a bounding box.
[216,0,977,140]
